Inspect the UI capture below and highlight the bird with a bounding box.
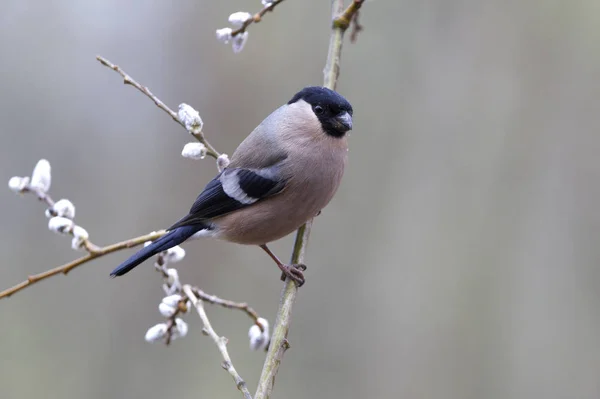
[110,86,353,286]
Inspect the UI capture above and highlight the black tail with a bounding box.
[110,225,200,277]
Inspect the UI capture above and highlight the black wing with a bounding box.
[168,167,285,230]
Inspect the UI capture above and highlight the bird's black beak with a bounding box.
[335,111,353,132]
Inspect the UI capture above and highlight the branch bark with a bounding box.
[2,57,223,299]
[0,230,166,298]
[230,0,287,37]
[183,285,253,399]
[96,56,220,159]
[254,1,363,398]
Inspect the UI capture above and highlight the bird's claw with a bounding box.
[279,263,307,287]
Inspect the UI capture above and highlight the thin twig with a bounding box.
[96,55,220,159]
[0,231,167,299]
[21,187,92,255]
[254,1,366,398]
[350,10,363,43]
[230,0,286,37]
[183,285,252,399]
[153,265,260,323]
[2,182,166,299]
[195,287,262,326]
[333,0,366,31]
[21,186,55,208]
[1,55,229,299]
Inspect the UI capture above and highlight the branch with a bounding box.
[349,9,363,43]
[96,56,220,159]
[230,0,286,37]
[154,262,262,325]
[1,56,230,299]
[196,288,262,324]
[0,230,166,299]
[333,0,366,31]
[255,1,366,398]
[183,285,253,399]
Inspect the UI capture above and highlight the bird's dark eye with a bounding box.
[314,105,324,115]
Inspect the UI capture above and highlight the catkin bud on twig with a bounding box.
[248,317,270,351]
[232,32,249,53]
[165,246,186,263]
[159,302,177,317]
[8,176,29,193]
[216,28,233,43]
[46,199,76,219]
[217,154,230,172]
[181,143,207,160]
[177,104,203,134]
[30,159,51,193]
[172,318,188,339]
[145,323,168,342]
[48,216,74,234]
[228,12,252,27]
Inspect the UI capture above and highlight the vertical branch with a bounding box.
[254,1,348,398]
[323,1,346,90]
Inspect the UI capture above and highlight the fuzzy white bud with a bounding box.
[262,0,274,6]
[30,159,51,193]
[217,153,230,172]
[72,225,89,240]
[71,236,86,251]
[181,143,207,160]
[162,283,178,296]
[173,318,188,339]
[232,31,249,54]
[8,176,29,193]
[228,12,252,27]
[166,268,180,286]
[248,318,270,351]
[177,103,203,134]
[165,246,186,263]
[47,199,76,219]
[216,27,233,43]
[162,294,182,308]
[158,302,177,317]
[48,216,73,234]
[145,323,168,342]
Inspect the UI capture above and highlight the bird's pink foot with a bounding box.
[279,263,307,287]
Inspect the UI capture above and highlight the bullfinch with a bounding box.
[110,86,353,286]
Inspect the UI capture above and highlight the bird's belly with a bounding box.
[212,194,321,245]
[214,176,340,245]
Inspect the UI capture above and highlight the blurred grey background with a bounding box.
[1,0,600,398]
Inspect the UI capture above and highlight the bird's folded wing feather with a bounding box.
[168,167,286,230]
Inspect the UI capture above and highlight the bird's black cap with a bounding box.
[288,86,353,137]
[288,86,353,114]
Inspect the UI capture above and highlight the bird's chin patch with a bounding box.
[323,123,350,138]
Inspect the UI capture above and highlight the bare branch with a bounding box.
[0,230,166,299]
[96,56,220,159]
[255,1,367,398]
[350,10,364,43]
[230,0,287,37]
[20,185,55,208]
[195,287,262,326]
[183,285,253,399]
[333,0,366,31]
[3,175,171,299]
[1,54,232,299]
